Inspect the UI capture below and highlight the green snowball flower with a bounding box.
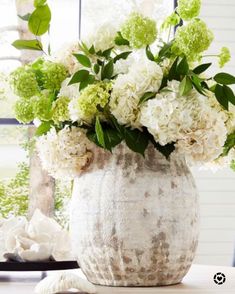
[219,47,231,68]
[52,96,70,123]
[121,12,157,49]
[77,82,112,123]
[41,61,68,91]
[14,99,34,124]
[161,12,180,30]
[10,66,39,98]
[33,94,52,121]
[173,18,213,61]
[177,0,201,20]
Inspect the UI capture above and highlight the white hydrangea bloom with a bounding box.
[140,80,227,164]
[205,89,235,134]
[140,80,200,145]
[68,98,80,122]
[85,24,117,52]
[176,107,227,164]
[58,78,80,100]
[113,53,135,75]
[53,42,82,75]
[36,127,93,179]
[110,57,163,128]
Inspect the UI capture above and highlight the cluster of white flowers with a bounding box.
[36,127,93,179]
[206,89,235,135]
[139,80,227,164]
[85,24,118,52]
[110,56,163,128]
[53,42,82,75]
[58,78,80,100]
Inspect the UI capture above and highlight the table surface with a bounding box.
[0,264,234,294]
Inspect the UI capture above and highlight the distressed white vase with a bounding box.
[70,143,199,286]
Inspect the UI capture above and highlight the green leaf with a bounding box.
[168,57,179,81]
[68,70,90,85]
[191,75,205,95]
[215,84,229,110]
[101,47,113,59]
[223,132,235,156]
[179,76,192,96]
[101,60,114,80]
[223,85,235,106]
[157,41,173,61]
[18,13,31,21]
[35,121,52,136]
[87,125,123,151]
[193,63,212,75]
[114,32,130,46]
[209,84,217,93]
[97,59,103,66]
[80,42,90,55]
[146,45,155,61]
[73,53,91,68]
[103,128,123,151]
[177,56,189,75]
[12,39,43,51]
[34,0,47,7]
[28,4,51,36]
[152,141,175,159]
[139,92,156,105]
[123,128,149,156]
[214,72,235,85]
[93,64,100,74]
[110,115,124,134]
[87,130,101,147]
[113,51,132,63]
[95,117,105,148]
[88,45,95,54]
[79,74,95,91]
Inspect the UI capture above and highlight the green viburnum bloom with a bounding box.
[219,47,231,68]
[33,94,52,121]
[161,12,180,30]
[177,0,201,20]
[52,96,70,123]
[14,99,35,124]
[77,82,112,123]
[41,61,68,91]
[121,12,157,49]
[10,66,39,99]
[173,18,213,61]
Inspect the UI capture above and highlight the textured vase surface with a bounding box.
[70,144,199,286]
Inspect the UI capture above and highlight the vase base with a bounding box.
[87,277,183,287]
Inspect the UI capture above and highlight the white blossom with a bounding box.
[58,78,80,100]
[36,127,93,179]
[140,80,200,145]
[140,80,227,164]
[176,108,227,164]
[85,24,118,52]
[110,56,163,127]
[53,42,82,75]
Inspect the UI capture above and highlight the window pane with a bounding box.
[81,0,173,37]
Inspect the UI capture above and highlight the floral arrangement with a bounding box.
[9,0,235,179]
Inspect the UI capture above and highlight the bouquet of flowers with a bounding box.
[9,0,235,179]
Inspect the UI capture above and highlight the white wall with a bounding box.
[193,0,235,266]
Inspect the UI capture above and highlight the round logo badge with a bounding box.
[213,272,226,285]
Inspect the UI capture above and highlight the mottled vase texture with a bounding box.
[70,144,199,286]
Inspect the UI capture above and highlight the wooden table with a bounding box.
[0,264,234,293]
